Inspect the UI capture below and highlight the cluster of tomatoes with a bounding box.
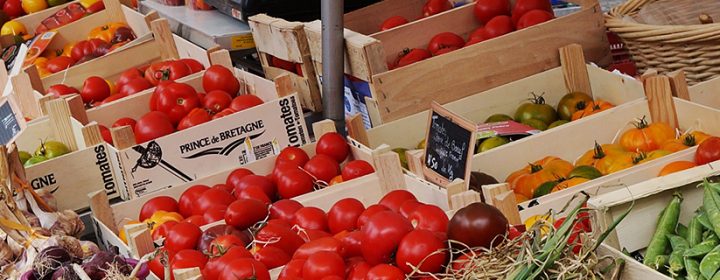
[657,136,720,177]
[391,0,556,69]
[379,0,454,31]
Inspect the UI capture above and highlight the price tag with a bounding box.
[0,96,26,146]
[423,102,475,187]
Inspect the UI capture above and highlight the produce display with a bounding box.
[19,140,69,167]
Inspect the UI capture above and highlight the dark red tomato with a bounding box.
[696,137,720,164]
[341,160,375,181]
[177,107,211,131]
[434,46,460,55]
[361,211,413,265]
[395,229,447,273]
[346,260,371,280]
[304,154,340,183]
[180,58,205,73]
[422,0,451,17]
[212,183,234,193]
[232,175,276,200]
[380,16,408,31]
[119,78,152,95]
[270,56,297,73]
[399,200,424,219]
[203,65,240,96]
[237,185,272,205]
[3,0,24,18]
[81,76,111,103]
[447,202,508,249]
[316,132,350,162]
[337,230,364,258]
[365,264,405,280]
[409,204,449,233]
[302,251,345,279]
[219,258,270,280]
[254,246,291,269]
[473,0,510,24]
[139,196,178,221]
[154,82,200,125]
[277,168,314,199]
[327,198,365,234]
[209,234,245,255]
[151,220,178,241]
[255,222,305,256]
[46,84,79,97]
[226,168,254,188]
[71,39,109,61]
[225,199,269,230]
[148,248,170,280]
[379,190,418,213]
[357,204,391,229]
[171,249,208,271]
[183,215,206,227]
[427,32,465,56]
[193,188,235,216]
[202,206,226,224]
[230,94,263,112]
[145,61,192,85]
[203,90,233,114]
[203,246,253,280]
[297,228,332,242]
[395,48,432,68]
[165,222,202,253]
[278,259,305,279]
[112,117,136,128]
[465,36,485,47]
[512,0,553,24]
[482,15,514,39]
[46,56,75,73]
[294,206,328,231]
[134,111,175,144]
[99,125,112,144]
[276,146,310,167]
[293,236,345,259]
[116,67,144,87]
[178,184,210,218]
[270,199,303,223]
[101,92,130,105]
[516,9,555,29]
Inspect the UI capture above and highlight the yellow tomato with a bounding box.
[21,0,48,14]
[524,214,554,236]
[79,0,99,8]
[118,220,142,244]
[105,79,117,95]
[143,211,183,232]
[1,21,27,36]
[61,43,75,57]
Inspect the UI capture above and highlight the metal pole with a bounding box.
[321,0,346,134]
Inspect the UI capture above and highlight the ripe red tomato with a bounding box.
[347,259,371,280]
[304,154,340,183]
[177,107,211,131]
[237,185,272,205]
[219,258,270,280]
[203,247,253,280]
[112,117,136,128]
[379,190,418,213]
[327,198,365,234]
[255,222,305,256]
[148,248,170,280]
[151,220,178,241]
[361,211,413,265]
[145,61,192,85]
[226,168,254,188]
[3,0,24,18]
[46,56,75,73]
[178,184,209,218]
[269,199,303,223]
[212,108,236,120]
[277,146,310,167]
[254,246,290,270]
[516,9,555,29]
[193,188,235,216]
[427,32,465,56]
[356,204,391,229]
[316,132,349,162]
[225,199,269,230]
[380,16,408,31]
[294,206,328,231]
[337,230,364,258]
[395,48,431,68]
[278,259,305,279]
[297,228,332,242]
[139,196,178,221]
[81,76,111,103]
[46,84,79,97]
[134,111,175,144]
[422,0,451,17]
[172,249,208,270]
[202,206,226,224]
[180,58,205,73]
[99,125,112,144]
[232,174,276,200]
[481,15,514,39]
[408,204,449,233]
[696,137,720,164]
[119,78,152,95]
[116,67,144,87]
[365,264,405,280]
[395,229,447,273]
[465,36,485,47]
[341,160,375,180]
[512,0,553,24]
[71,39,110,61]
[203,90,233,114]
[399,200,424,218]
[165,222,202,253]
[153,82,200,125]
[230,94,263,112]
[277,168,314,199]
[209,234,245,255]
[474,0,510,24]
[184,215,206,227]
[270,56,297,73]
[212,183,234,193]
[434,46,460,55]
[293,236,345,260]
[302,251,345,279]
[203,65,240,96]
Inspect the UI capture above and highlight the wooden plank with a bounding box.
[65,94,88,125]
[405,149,424,176]
[150,18,180,61]
[645,76,680,129]
[143,10,160,29]
[23,65,44,94]
[173,268,202,280]
[248,14,307,63]
[481,183,511,206]
[81,122,104,147]
[0,60,7,87]
[110,126,136,150]
[10,72,42,119]
[559,44,593,97]
[208,49,233,69]
[273,74,295,97]
[103,0,127,23]
[125,223,153,258]
[343,0,426,35]
[668,70,691,101]
[450,190,482,211]
[312,119,336,138]
[346,114,369,147]
[495,191,522,225]
[46,98,78,151]
[89,190,118,234]
[446,179,467,210]
[372,152,405,194]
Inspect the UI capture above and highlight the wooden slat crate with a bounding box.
[688,72,720,109]
[11,0,84,37]
[304,0,610,125]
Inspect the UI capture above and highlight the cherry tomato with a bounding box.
[422,0,451,17]
[46,56,75,73]
[232,175,276,200]
[341,160,375,181]
[302,251,345,279]
[151,220,178,241]
[193,188,234,216]
[255,222,304,256]
[365,264,405,280]
[277,168,314,199]
[203,246,253,280]
[153,82,200,125]
[269,199,303,223]
[294,206,328,231]
[277,146,310,167]
[316,132,349,163]
[427,32,465,56]
[134,111,175,144]
[361,211,413,265]
[696,137,720,164]
[327,198,365,234]
[177,107,211,131]
[99,124,112,144]
[46,84,79,97]
[357,204,391,229]
[226,168,254,188]
[81,76,111,104]
[380,16,408,31]
[165,222,202,253]
[184,215,206,227]
[395,48,431,68]
[236,185,272,205]
[139,196,178,221]
[337,230,364,258]
[473,0,510,24]
[304,154,340,183]
[145,61,192,85]
[203,90,233,114]
[119,78,152,95]
[202,206,225,224]
[178,184,210,218]
[219,258,270,280]
[278,259,305,279]
[297,228,332,243]
[180,58,205,73]
[112,117,136,128]
[516,9,555,29]
[116,67,144,87]
[512,0,553,24]
[225,198,269,230]
[396,229,447,273]
[254,246,290,269]
[409,204,449,233]
[399,200,424,219]
[203,65,240,96]
[379,190,418,213]
[230,94,263,112]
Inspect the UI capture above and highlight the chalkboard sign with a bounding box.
[0,97,25,145]
[423,102,476,187]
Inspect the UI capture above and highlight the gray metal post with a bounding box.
[321,0,346,133]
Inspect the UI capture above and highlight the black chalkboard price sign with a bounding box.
[423,102,476,187]
[0,97,25,146]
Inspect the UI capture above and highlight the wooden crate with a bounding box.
[14,97,121,212]
[11,0,83,37]
[343,0,464,35]
[304,0,610,125]
[248,14,322,113]
[689,72,720,109]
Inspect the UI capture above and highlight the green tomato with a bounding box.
[515,95,558,125]
[35,141,70,159]
[548,120,569,129]
[522,119,548,131]
[392,148,409,169]
[24,155,48,167]
[47,0,68,6]
[476,136,510,153]
[484,114,513,123]
[568,165,603,180]
[556,92,593,121]
[19,151,31,165]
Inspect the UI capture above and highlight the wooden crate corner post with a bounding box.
[481,183,521,225]
[150,18,180,61]
[346,114,369,147]
[372,151,405,194]
[559,43,593,98]
[10,71,42,120]
[88,190,118,234]
[45,98,79,152]
[311,119,337,139]
[644,75,680,130]
[667,70,691,101]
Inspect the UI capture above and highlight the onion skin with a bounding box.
[20,271,37,280]
[447,202,509,249]
[124,258,150,279]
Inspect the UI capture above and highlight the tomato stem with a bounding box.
[530,163,543,173]
[592,141,606,159]
[634,116,650,129]
[683,134,697,147]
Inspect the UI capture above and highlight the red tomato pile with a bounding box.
[379,0,453,31]
[389,0,555,69]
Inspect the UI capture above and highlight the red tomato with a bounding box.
[153,82,200,125]
[165,222,202,253]
[101,92,129,105]
[361,211,414,265]
[46,56,75,73]
[270,199,303,223]
[254,246,291,269]
[255,222,305,256]
[277,146,310,167]
[180,58,205,73]
[226,168,254,188]
[481,15,514,39]
[278,259,305,279]
[293,206,328,231]
[116,67,144,87]
[184,215,206,227]
[427,32,465,56]
[341,160,375,181]
[696,137,720,164]
[316,132,349,162]
[512,0,553,24]
[81,76,111,103]
[230,94,263,112]
[337,230,364,258]
[474,0,510,24]
[99,125,112,144]
[272,160,299,183]
[3,0,24,18]
[395,48,431,69]
[119,78,152,95]
[212,108,236,120]
[225,199,269,230]
[379,190,418,213]
[46,84,79,97]
[327,198,365,234]
[422,0,451,17]
[213,183,234,193]
[177,107,211,131]
[236,185,272,205]
[203,90,233,114]
[171,249,208,271]
[304,154,340,183]
[297,228,332,242]
[219,258,270,280]
[302,251,345,279]
[365,264,405,280]
[134,111,175,144]
[277,168,314,199]
[151,220,178,241]
[202,206,225,224]
[145,61,192,85]
[356,204,391,229]
[347,260,371,280]
[434,46,460,55]
[270,56,297,73]
[203,65,240,96]
[193,188,235,216]
[408,204,449,233]
[399,200,424,218]
[203,247,253,280]
[139,196,178,221]
[516,9,555,29]
[209,234,245,255]
[395,229,447,273]
[232,175,276,200]
[380,16,408,31]
[71,39,110,61]
[112,117,136,128]
[464,36,485,47]
[178,184,210,218]
[293,236,345,259]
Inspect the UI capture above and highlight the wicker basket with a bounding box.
[605,0,720,84]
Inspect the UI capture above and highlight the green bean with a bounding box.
[680,223,690,238]
[686,239,719,257]
[692,217,705,247]
[700,245,720,279]
[699,211,714,232]
[688,258,702,280]
[651,254,670,271]
[644,192,683,267]
[704,182,720,238]
[669,234,690,277]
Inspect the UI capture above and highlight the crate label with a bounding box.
[122,94,310,197]
[0,97,25,145]
[423,102,475,187]
[231,34,255,50]
[476,120,540,139]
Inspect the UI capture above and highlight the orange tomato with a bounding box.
[119,220,142,244]
[619,117,675,153]
[602,152,635,174]
[571,100,614,121]
[329,175,343,186]
[515,193,530,203]
[634,150,671,165]
[88,22,127,43]
[142,210,183,232]
[507,156,574,199]
[576,142,632,175]
[658,161,697,176]
[552,177,590,193]
[663,131,713,152]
